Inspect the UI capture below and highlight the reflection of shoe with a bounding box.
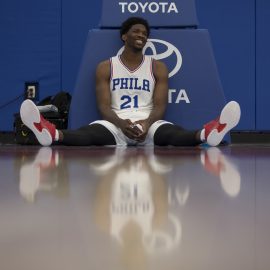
[204,101,241,146]
[19,147,59,202]
[200,147,223,177]
[20,99,56,146]
[20,163,40,202]
[201,147,241,197]
[220,160,241,197]
[34,147,59,168]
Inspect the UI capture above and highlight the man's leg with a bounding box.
[20,99,116,146]
[154,101,241,147]
[60,124,116,146]
[154,124,201,146]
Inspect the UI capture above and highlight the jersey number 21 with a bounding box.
[120,95,139,110]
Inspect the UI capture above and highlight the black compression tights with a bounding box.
[60,124,116,146]
[154,124,202,146]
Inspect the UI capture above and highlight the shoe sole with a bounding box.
[207,101,241,146]
[20,100,52,146]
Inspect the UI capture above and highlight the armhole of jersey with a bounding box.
[150,57,156,84]
[109,57,113,81]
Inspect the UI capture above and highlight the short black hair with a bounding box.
[120,17,150,40]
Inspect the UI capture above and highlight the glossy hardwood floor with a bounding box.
[1,144,270,270]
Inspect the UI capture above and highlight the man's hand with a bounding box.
[133,119,151,142]
[119,119,143,140]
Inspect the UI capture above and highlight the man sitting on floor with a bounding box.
[20,17,241,147]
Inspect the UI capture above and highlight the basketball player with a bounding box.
[20,17,241,147]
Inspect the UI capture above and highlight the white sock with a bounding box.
[200,129,205,141]
[54,129,59,141]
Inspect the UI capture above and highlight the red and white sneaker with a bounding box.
[204,101,241,146]
[20,99,56,146]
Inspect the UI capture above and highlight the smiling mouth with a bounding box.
[135,40,144,45]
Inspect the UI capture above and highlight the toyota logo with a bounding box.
[117,38,182,78]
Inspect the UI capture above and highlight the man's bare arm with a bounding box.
[95,60,122,126]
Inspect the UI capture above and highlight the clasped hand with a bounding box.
[120,119,150,142]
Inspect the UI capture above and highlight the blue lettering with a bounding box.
[112,78,151,92]
[112,79,120,91]
[129,78,134,89]
[142,79,150,92]
[134,78,141,90]
[121,78,129,89]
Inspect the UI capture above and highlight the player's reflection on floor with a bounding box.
[200,147,241,197]
[18,147,69,202]
[92,148,182,270]
[152,146,241,207]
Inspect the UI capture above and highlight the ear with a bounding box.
[121,34,127,42]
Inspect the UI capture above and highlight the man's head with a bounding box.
[120,17,150,42]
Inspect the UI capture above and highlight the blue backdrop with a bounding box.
[0,0,268,131]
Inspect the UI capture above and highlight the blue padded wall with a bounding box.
[196,0,256,130]
[61,0,102,95]
[0,0,61,131]
[256,0,270,129]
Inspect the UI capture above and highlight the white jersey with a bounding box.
[110,55,156,121]
[91,55,172,145]
[110,161,154,242]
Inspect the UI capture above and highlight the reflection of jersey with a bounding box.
[110,164,154,241]
[110,55,155,121]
